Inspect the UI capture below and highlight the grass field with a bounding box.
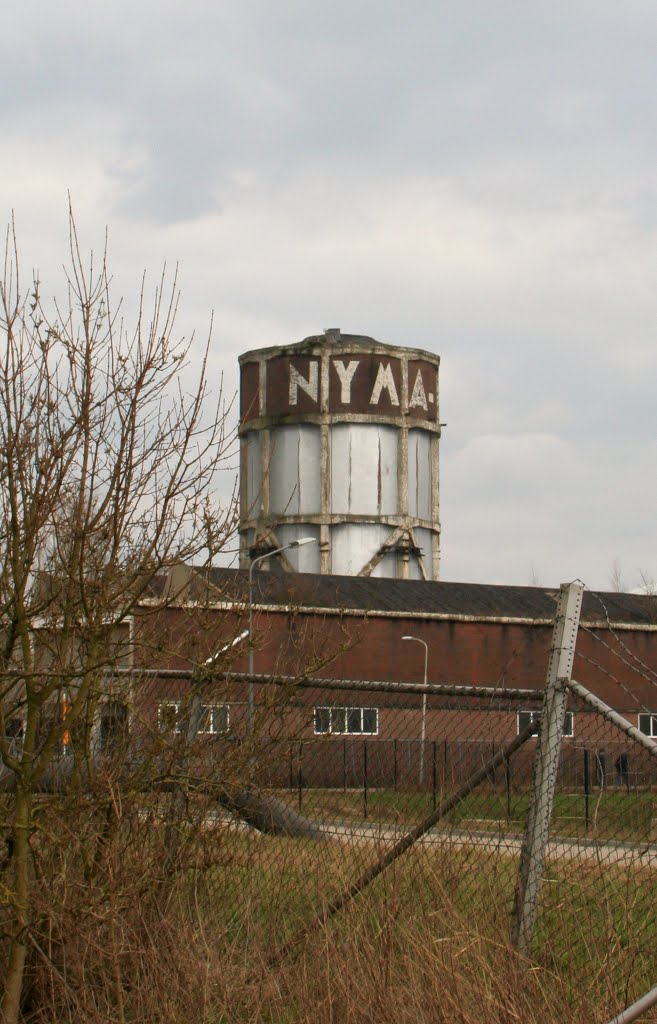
[274,785,657,842]
[189,824,657,1020]
[18,795,657,1023]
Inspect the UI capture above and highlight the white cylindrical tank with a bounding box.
[239,330,441,579]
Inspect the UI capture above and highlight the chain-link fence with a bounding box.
[4,587,657,1022]
[196,675,657,1002]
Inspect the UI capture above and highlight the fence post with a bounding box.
[297,741,304,811]
[432,740,437,811]
[393,738,398,791]
[583,749,590,830]
[511,581,583,957]
[363,741,368,820]
[505,756,512,819]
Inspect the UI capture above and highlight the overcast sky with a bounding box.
[3,1,657,590]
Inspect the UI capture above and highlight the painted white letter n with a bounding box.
[289,362,319,405]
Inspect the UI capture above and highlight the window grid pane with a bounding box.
[640,713,657,737]
[331,708,347,734]
[346,708,362,734]
[518,709,574,738]
[313,706,379,735]
[158,702,181,733]
[314,708,330,734]
[198,706,213,733]
[362,709,378,734]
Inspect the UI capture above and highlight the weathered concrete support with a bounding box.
[511,581,584,956]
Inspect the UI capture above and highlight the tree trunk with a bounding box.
[1,784,32,1024]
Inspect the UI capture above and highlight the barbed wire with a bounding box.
[574,644,654,714]
[585,588,657,687]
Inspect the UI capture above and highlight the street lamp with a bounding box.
[204,629,249,665]
[182,630,250,743]
[248,537,316,733]
[402,634,428,786]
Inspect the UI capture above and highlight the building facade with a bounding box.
[137,569,657,773]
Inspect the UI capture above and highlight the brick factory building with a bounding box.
[130,330,657,782]
[138,567,657,756]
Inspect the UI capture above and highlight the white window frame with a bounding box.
[517,709,574,738]
[199,703,230,735]
[158,701,182,733]
[638,713,657,738]
[313,706,379,736]
[158,701,230,735]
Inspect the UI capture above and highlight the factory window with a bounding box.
[200,704,230,734]
[158,701,229,735]
[313,706,378,736]
[99,701,129,752]
[638,713,657,737]
[158,701,181,733]
[517,710,573,738]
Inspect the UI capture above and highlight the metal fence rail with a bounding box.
[5,583,657,1021]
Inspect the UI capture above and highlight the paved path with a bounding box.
[318,820,657,866]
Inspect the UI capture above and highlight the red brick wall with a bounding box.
[131,604,657,744]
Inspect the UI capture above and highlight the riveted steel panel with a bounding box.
[276,525,321,572]
[269,425,321,516]
[408,430,432,520]
[330,424,398,516]
[238,332,441,579]
[331,523,391,576]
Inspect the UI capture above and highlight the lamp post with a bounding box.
[182,630,249,744]
[402,634,428,787]
[248,537,315,734]
[204,629,249,666]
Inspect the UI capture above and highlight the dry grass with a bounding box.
[268,924,587,1024]
[7,790,657,1023]
[16,836,654,1024]
[24,901,613,1024]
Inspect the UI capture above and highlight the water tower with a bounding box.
[239,329,441,579]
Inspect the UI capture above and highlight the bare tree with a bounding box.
[0,209,237,1023]
[608,561,656,595]
[637,569,657,596]
[608,558,626,593]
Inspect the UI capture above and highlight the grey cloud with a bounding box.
[441,435,657,589]
[3,1,657,588]
[6,2,657,223]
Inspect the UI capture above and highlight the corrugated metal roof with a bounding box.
[195,568,657,627]
[239,332,434,360]
[298,332,381,348]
